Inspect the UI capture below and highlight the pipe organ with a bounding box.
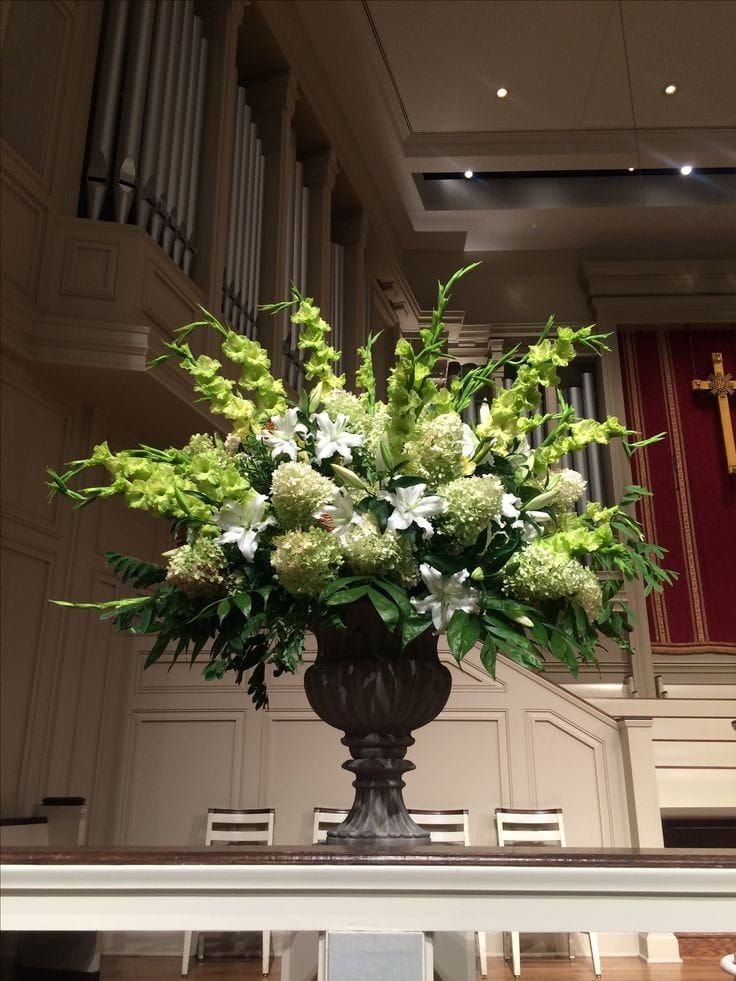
[84,0,208,277]
[331,243,345,375]
[501,371,606,507]
[223,87,266,339]
[284,133,310,391]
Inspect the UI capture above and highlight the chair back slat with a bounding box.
[205,808,274,847]
[313,808,349,844]
[495,808,566,847]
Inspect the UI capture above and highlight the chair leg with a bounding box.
[196,931,204,960]
[511,932,521,978]
[588,932,602,977]
[262,930,271,976]
[317,932,326,981]
[568,932,575,960]
[424,932,434,981]
[181,931,194,976]
[476,930,488,977]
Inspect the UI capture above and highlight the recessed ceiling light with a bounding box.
[628,167,635,172]
[464,170,474,179]
[496,87,508,99]
[680,164,693,176]
[663,83,678,96]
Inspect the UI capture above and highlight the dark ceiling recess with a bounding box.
[414,169,736,211]
[422,168,736,180]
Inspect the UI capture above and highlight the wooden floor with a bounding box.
[100,954,725,980]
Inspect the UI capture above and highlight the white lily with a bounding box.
[314,489,362,539]
[379,483,446,539]
[501,492,524,528]
[412,563,481,632]
[215,494,275,561]
[313,412,364,463]
[461,423,479,459]
[260,407,307,461]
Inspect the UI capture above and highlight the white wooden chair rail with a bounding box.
[183,807,274,977]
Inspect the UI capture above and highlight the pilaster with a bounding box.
[617,717,682,964]
[249,72,299,379]
[332,209,368,389]
[303,148,339,319]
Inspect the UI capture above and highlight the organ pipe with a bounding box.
[113,0,154,223]
[171,15,203,265]
[149,0,186,245]
[161,3,195,255]
[136,1,172,230]
[223,89,246,321]
[181,37,208,278]
[85,0,207,277]
[568,386,591,511]
[86,0,130,220]
[582,371,605,503]
[251,147,266,340]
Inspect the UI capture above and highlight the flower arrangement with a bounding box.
[49,264,674,708]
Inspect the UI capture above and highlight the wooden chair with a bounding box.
[312,806,349,844]
[182,807,275,977]
[409,809,488,978]
[495,808,601,979]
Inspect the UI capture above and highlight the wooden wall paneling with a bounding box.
[119,710,246,846]
[526,710,615,846]
[0,172,47,302]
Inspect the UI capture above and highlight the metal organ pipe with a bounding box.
[148,0,186,244]
[568,386,591,511]
[238,116,258,334]
[182,37,208,277]
[251,147,266,340]
[162,3,195,255]
[224,89,246,322]
[246,135,265,338]
[113,0,154,224]
[86,0,130,220]
[171,15,203,266]
[233,101,253,326]
[136,1,172,230]
[582,371,605,504]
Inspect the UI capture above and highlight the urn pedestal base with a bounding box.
[305,601,452,847]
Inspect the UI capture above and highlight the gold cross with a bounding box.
[691,352,736,476]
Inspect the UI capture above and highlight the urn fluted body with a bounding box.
[304,600,452,845]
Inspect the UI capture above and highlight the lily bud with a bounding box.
[308,382,324,414]
[470,566,485,581]
[331,464,369,490]
[512,614,534,628]
[524,488,558,511]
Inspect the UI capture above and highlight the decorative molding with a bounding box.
[302,148,339,190]
[583,260,736,300]
[0,169,47,299]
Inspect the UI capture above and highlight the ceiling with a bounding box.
[294,0,736,254]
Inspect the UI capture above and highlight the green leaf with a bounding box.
[232,592,251,618]
[217,599,231,622]
[402,615,431,648]
[479,634,497,676]
[366,587,399,631]
[446,610,481,663]
[325,585,371,606]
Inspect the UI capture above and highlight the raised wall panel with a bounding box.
[527,712,614,846]
[657,767,736,810]
[0,375,72,535]
[264,716,350,845]
[0,543,53,812]
[0,174,46,297]
[61,240,119,299]
[0,0,72,185]
[121,712,245,846]
[410,714,511,846]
